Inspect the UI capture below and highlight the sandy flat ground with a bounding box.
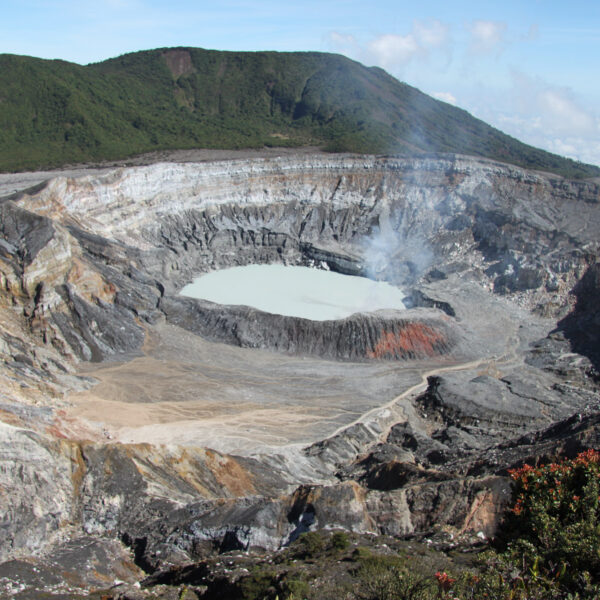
[65,320,434,455]
[63,274,545,455]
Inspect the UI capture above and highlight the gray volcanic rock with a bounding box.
[160,296,460,361]
[0,153,599,593]
[0,424,76,562]
[465,411,600,478]
[0,537,143,598]
[52,286,146,362]
[557,260,600,372]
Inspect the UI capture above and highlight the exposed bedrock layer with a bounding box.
[0,153,599,592]
[0,160,593,372]
[557,261,600,371]
[14,154,600,294]
[160,297,459,361]
[4,153,598,367]
[3,404,599,573]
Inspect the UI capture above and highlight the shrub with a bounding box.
[354,560,433,600]
[238,565,278,600]
[500,449,600,589]
[330,531,350,552]
[282,577,310,599]
[405,450,600,600]
[293,531,325,559]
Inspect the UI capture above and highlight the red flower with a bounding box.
[435,571,456,591]
[575,449,600,465]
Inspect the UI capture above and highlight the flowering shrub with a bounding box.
[413,450,600,600]
[501,449,600,588]
[434,571,456,598]
[228,455,600,600]
[434,571,455,592]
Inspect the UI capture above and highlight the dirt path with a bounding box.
[64,321,425,454]
[322,328,523,446]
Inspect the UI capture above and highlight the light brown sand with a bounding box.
[65,321,426,454]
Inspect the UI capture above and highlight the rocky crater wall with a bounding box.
[1,153,599,589]
[17,154,600,294]
[6,153,597,367]
[161,297,460,361]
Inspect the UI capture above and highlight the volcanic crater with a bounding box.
[1,151,599,592]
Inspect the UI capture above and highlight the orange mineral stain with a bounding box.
[366,323,448,359]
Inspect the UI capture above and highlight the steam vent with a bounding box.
[1,152,600,593]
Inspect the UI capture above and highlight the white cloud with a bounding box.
[328,31,361,57]
[548,138,600,166]
[467,20,507,54]
[329,19,450,73]
[367,33,421,69]
[414,20,450,49]
[468,72,600,166]
[538,90,596,134]
[509,71,598,136]
[329,19,600,168]
[433,92,457,105]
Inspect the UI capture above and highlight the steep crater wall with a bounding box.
[161,297,458,361]
[5,153,599,368]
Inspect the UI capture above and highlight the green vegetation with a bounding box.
[350,450,600,599]
[1,47,598,177]
[89,456,600,599]
[291,531,326,559]
[330,531,350,551]
[497,449,600,596]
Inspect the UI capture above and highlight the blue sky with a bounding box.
[3,0,600,166]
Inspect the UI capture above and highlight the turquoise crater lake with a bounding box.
[179,264,406,321]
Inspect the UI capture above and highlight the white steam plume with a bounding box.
[362,207,433,286]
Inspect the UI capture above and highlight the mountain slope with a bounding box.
[0,47,597,178]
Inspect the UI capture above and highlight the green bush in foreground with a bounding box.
[499,449,600,594]
[406,450,600,600]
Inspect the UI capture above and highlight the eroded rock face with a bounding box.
[160,297,459,361]
[557,262,600,371]
[5,154,597,366]
[0,153,599,593]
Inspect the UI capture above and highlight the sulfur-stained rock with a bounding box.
[160,296,459,361]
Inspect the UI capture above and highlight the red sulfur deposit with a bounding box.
[367,323,449,359]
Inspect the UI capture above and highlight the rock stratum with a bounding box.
[0,152,599,597]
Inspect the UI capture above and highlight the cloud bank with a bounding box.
[467,20,507,55]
